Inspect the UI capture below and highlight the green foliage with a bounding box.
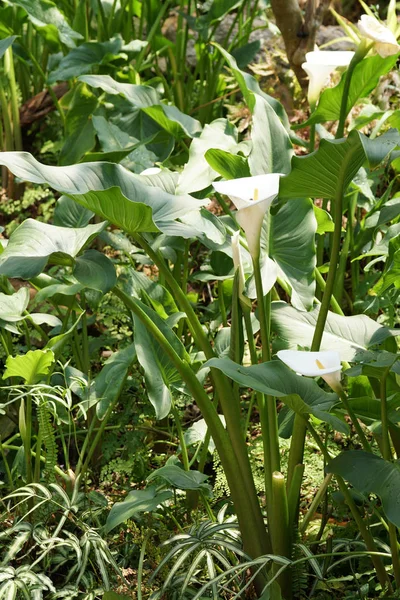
[1,2,400,598]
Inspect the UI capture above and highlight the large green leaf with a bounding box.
[147,465,210,491]
[80,74,201,139]
[272,301,400,361]
[59,83,98,165]
[248,94,293,176]
[302,54,399,128]
[3,349,55,384]
[327,451,400,527]
[0,152,207,237]
[90,344,137,419]
[48,37,124,83]
[132,299,189,419]
[105,487,172,533]
[269,198,316,310]
[206,357,345,434]
[12,0,82,48]
[279,129,400,199]
[79,74,159,108]
[73,250,116,294]
[205,148,251,179]
[0,219,106,279]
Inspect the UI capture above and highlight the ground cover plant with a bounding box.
[1,0,400,598]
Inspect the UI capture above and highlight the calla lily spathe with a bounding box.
[277,349,342,393]
[302,51,355,108]
[358,14,400,57]
[213,174,281,259]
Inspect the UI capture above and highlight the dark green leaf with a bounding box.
[327,451,400,527]
[48,37,123,83]
[73,249,116,294]
[105,487,172,533]
[59,83,98,165]
[279,129,400,199]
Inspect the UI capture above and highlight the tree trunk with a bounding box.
[270,0,332,87]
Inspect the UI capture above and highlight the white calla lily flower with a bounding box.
[358,14,400,57]
[302,50,355,108]
[213,174,281,259]
[277,349,342,393]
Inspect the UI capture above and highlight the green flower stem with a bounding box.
[287,463,304,530]
[171,404,190,471]
[306,419,392,592]
[314,268,344,315]
[300,473,332,534]
[380,367,400,588]
[336,41,371,139]
[380,366,393,461]
[243,304,273,511]
[338,388,371,452]
[271,471,292,597]
[218,280,228,327]
[114,286,271,560]
[311,144,360,351]
[133,234,267,541]
[252,255,280,474]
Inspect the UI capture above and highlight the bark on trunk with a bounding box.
[270,0,332,87]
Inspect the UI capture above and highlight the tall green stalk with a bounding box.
[380,367,400,588]
[133,234,268,548]
[114,286,270,563]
